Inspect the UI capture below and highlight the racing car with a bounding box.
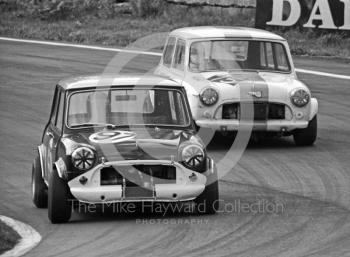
[31,75,219,223]
[156,26,318,146]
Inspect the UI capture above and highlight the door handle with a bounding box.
[46,131,54,138]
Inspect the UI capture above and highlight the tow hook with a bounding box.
[189,173,197,182]
[79,176,88,185]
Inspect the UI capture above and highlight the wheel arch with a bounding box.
[37,145,45,179]
[53,158,68,180]
[309,98,318,121]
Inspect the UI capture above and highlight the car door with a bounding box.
[42,86,65,182]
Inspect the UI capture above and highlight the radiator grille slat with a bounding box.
[222,102,285,120]
[100,165,176,186]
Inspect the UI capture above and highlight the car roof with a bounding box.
[169,26,285,41]
[58,74,181,90]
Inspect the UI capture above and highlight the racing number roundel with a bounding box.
[89,131,136,144]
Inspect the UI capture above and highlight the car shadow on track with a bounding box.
[65,180,347,224]
[67,202,202,224]
[206,132,300,151]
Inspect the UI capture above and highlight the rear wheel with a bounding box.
[32,154,48,208]
[195,162,219,214]
[48,169,72,224]
[293,115,317,146]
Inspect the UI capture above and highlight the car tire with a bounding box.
[32,155,48,208]
[48,169,72,224]
[293,115,317,146]
[195,168,219,215]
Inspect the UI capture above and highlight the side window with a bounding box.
[50,87,60,124]
[55,90,65,130]
[274,43,290,71]
[173,40,186,70]
[163,37,176,67]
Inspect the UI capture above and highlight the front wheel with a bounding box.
[195,164,219,214]
[48,170,72,224]
[293,115,317,146]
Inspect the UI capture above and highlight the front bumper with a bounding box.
[195,119,309,132]
[194,99,317,132]
[68,160,208,204]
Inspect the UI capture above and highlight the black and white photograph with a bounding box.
[0,0,349,256]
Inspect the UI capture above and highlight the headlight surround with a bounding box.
[180,144,206,171]
[71,147,96,171]
[290,89,310,107]
[199,88,219,106]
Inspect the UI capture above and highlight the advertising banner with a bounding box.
[255,0,350,31]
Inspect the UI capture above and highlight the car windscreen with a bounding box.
[189,40,291,73]
[67,88,190,128]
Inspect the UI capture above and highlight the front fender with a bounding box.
[37,145,45,178]
[54,157,68,180]
[310,98,318,120]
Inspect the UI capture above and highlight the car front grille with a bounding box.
[101,165,176,199]
[222,102,285,121]
[100,165,176,186]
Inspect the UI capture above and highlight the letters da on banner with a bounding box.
[255,0,350,31]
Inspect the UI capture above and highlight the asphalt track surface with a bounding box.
[1,40,350,257]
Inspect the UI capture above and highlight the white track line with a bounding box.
[0,215,41,257]
[0,37,162,56]
[1,37,349,80]
[296,68,350,80]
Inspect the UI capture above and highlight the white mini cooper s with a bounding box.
[155,26,318,146]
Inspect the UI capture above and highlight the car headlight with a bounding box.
[199,88,219,106]
[290,89,310,107]
[71,147,96,171]
[180,145,205,171]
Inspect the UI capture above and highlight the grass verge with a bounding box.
[0,3,349,58]
[0,220,21,255]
